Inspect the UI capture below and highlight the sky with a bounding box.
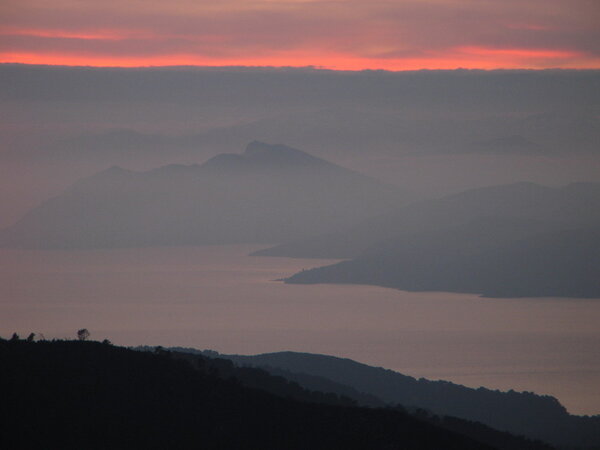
[1,0,599,70]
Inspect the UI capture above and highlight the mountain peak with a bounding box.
[242,141,329,167]
[201,141,333,172]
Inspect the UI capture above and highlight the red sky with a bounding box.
[1,0,599,70]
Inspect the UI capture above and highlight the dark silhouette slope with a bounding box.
[223,351,600,448]
[0,141,405,249]
[166,347,555,450]
[2,339,498,450]
[166,346,387,407]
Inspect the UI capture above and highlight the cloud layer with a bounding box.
[1,0,599,69]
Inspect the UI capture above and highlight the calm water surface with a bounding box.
[1,245,599,415]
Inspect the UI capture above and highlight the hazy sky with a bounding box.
[1,0,599,69]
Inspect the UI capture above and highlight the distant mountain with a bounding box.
[285,222,600,298]
[255,182,600,259]
[220,350,600,449]
[0,141,406,249]
[256,181,600,297]
[2,339,497,450]
[27,107,600,167]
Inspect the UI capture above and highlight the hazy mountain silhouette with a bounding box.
[256,182,600,297]
[255,182,600,259]
[4,66,600,231]
[219,350,600,448]
[285,222,600,298]
[6,66,600,162]
[0,141,405,249]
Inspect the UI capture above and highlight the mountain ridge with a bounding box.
[212,349,600,448]
[0,141,407,249]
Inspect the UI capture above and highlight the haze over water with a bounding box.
[2,244,599,416]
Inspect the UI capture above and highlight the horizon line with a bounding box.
[3,62,600,74]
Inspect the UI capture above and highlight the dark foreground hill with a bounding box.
[2,338,559,450]
[1,338,502,450]
[0,141,404,249]
[168,347,556,450]
[221,350,600,449]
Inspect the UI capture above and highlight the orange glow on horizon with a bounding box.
[3,49,599,71]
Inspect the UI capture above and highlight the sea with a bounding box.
[1,244,599,415]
